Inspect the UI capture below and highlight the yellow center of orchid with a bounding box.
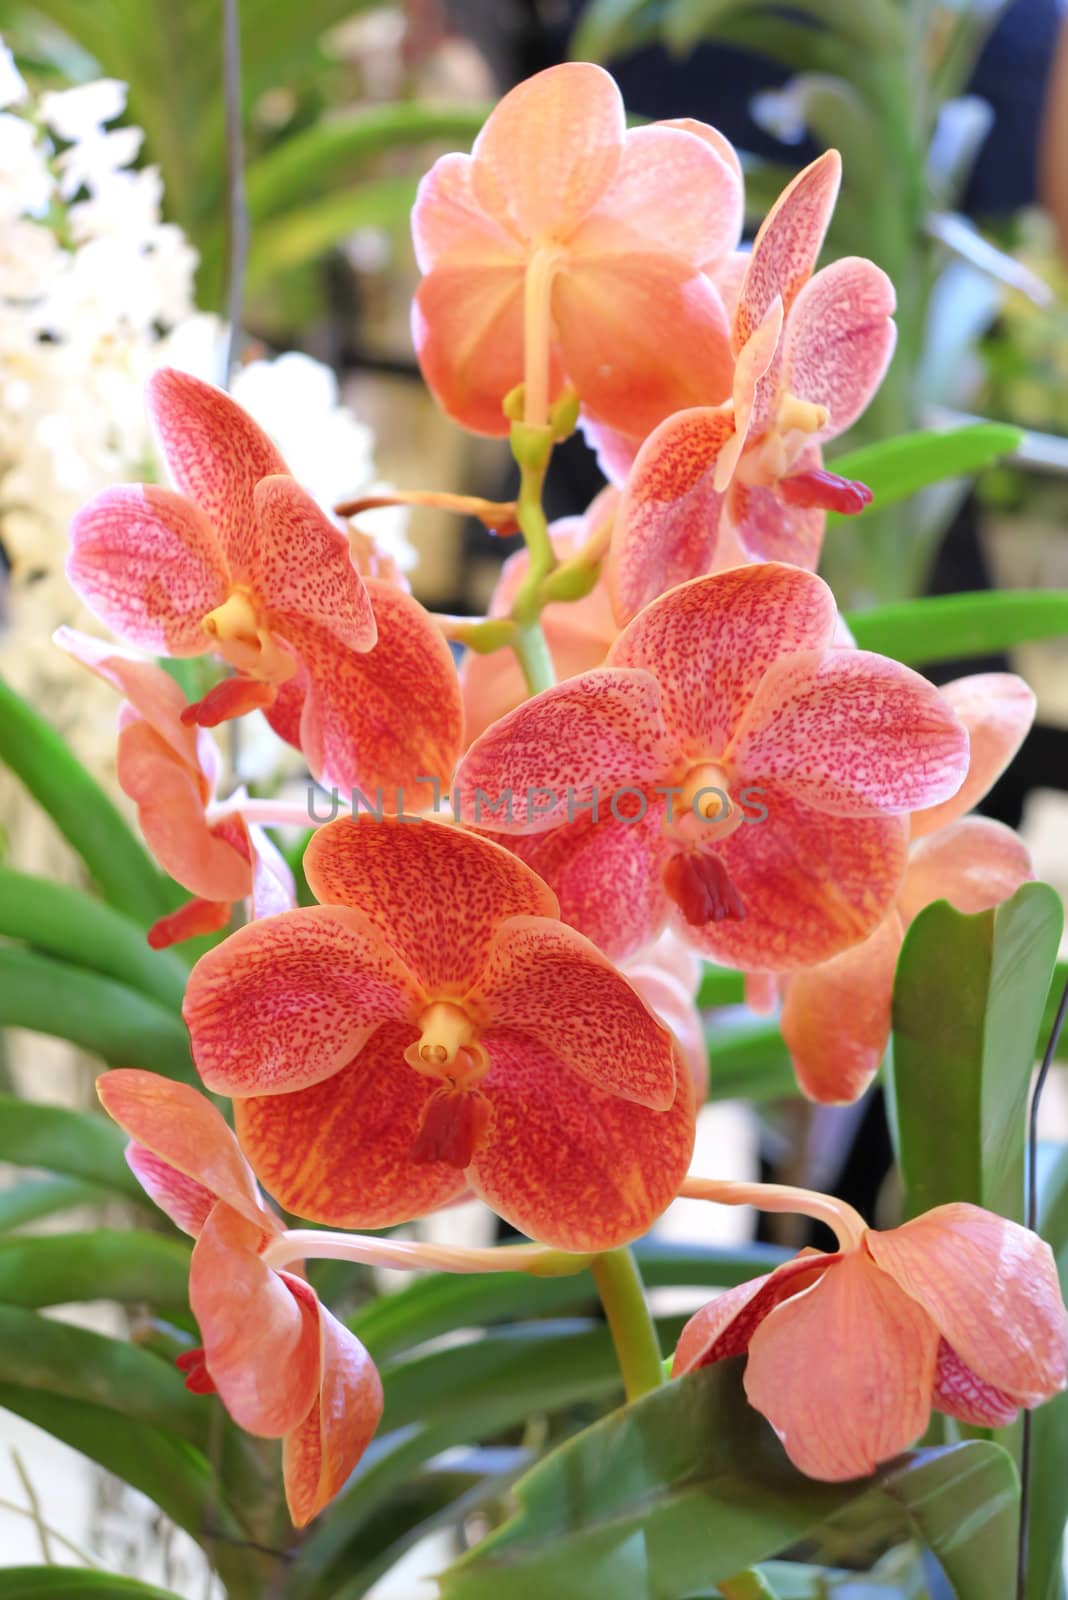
[670,762,745,845]
[202,587,297,685]
[405,1001,490,1088]
[737,391,829,489]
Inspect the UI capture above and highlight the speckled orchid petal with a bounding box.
[67,484,228,656]
[624,934,707,1102]
[466,1032,696,1252]
[608,564,837,755]
[234,1022,469,1226]
[147,368,287,574]
[729,650,969,816]
[780,257,897,440]
[680,793,908,972]
[252,476,376,653]
[733,149,841,351]
[866,1203,1068,1404]
[183,905,423,1097]
[744,1248,939,1481]
[456,668,670,834]
[608,406,733,627]
[474,915,677,1109]
[96,1070,269,1233]
[898,817,1033,925]
[714,296,784,490]
[911,673,1036,837]
[932,1341,1020,1428]
[672,1253,834,1374]
[780,912,902,1104]
[411,265,529,435]
[282,1277,383,1527]
[304,814,557,993]
[728,477,825,568]
[190,1204,320,1436]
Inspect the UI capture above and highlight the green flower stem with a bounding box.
[718,1571,777,1599]
[590,1246,664,1403]
[511,449,556,625]
[512,619,556,697]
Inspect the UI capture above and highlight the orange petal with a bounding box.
[899,816,1032,925]
[672,1253,834,1374]
[190,1204,320,1435]
[411,260,529,436]
[608,406,733,627]
[125,1146,216,1236]
[252,476,377,653]
[470,62,624,242]
[728,475,825,568]
[304,814,558,994]
[932,1339,1019,1428]
[715,297,784,488]
[730,649,970,815]
[474,915,677,1110]
[147,368,287,573]
[866,1203,1068,1404]
[745,1249,939,1480]
[234,1022,469,1226]
[468,1035,696,1252]
[781,257,897,441]
[780,912,902,1103]
[54,628,201,767]
[608,564,836,755]
[96,1069,268,1232]
[183,675,279,727]
[734,150,841,351]
[282,1279,383,1526]
[911,673,1036,837]
[411,151,525,273]
[455,667,671,834]
[183,904,422,1096]
[148,896,234,950]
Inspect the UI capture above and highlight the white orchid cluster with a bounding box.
[0,39,412,765]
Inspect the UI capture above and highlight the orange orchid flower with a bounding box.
[624,932,708,1104]
[181,814,695,1253]
[607,151,897,624]
[55,627,294,948]
[97,1069,383,1526]
[67,369,462,800]
[764,673,1036,1102]
[411,62,742,434]
[456,564,969,970]
[674,1185,1068,1481]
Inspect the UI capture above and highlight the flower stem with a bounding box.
[523,247,558,428]
[513,620,556,697]
[590,1246,664,1403]
[679,1176,867,1253]
[262,1229,593,1278]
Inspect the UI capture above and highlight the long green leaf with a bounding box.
[0,1573,187,1599]
[889,884,1063,1222]
[0,674,169,922]
[0,1230,189,1309]
[0,1097,141,1198]
[0,1175,101,1231]
[0,948,196,1082]
[243,177,417,292]
[847,590,1068,666]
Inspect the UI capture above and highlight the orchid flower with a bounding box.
[675,1181,1068,1481]
[67,368,462,800]
[55,627,294,948]
[769,673,1036,1102]
[623,931,708,1103]
[181,814,695,1253]
[456,564,968,970]
[608,151,897,624]
[97,1069,383,1526]
[411,62,742,434]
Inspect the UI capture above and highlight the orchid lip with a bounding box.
[405,1001,490,1087]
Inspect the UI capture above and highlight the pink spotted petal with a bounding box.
[252,476,376,653]
[729,649,970,816]
[457,668,670,834]
[780,257,897,441]
[282,1279,383,1526]
[303,814,558,994]
[54,628,201,768]
[608,406,733,627]
[467,1031,695,1252]
[899,816,1033,925]
[911,673,1036,836]
[412,263,528,436]
[190,1204,320,1436]
[608,564,837,756]
[728,457,826,569]
[67,485,228,656]
[734,150,841,351]
[866,1204,1068,1404]
[780,912,902,1104]
[474,915,677,1110]
[680,789,908,972]
[624,934,707,1101]
[672,1253,836,1374]
[234,1022,469,1226]
[147,369,287,575]
[96,1069,269,1233]
[125,1146,215,1236]
[411,152,525,274]
[933,1340,1020,1428]
[183,904,423,1097]
[470,62,624,242]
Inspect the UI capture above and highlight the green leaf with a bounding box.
[438,1362,1017,1600]
[0,1230,190,1309]
[0,1176,101,1231]
[847,590,1068,666]
[0,1096,141,1199]
[0,673,170,923]
[889,884,1063,1222]
[570,0,662,59]
[830,424,1021,515]
[243,177,417,293]
[0,1572,188,1599]
[0,868,187,1011]
[697,964,746,1007]
[0,948,197,1082]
